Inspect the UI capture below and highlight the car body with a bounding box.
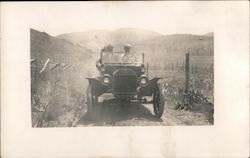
[86,45,165,119]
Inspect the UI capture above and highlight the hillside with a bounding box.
[57,28,161,52]
[31,29,97,127]
[136,34,214,63]
[204,32,214,36]
[31,29,93,67]
[57,28,213,64]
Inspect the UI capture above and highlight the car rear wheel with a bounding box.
[86,84,97,120]
[153,84,165,118]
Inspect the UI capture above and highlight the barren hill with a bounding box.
[57,28,161,52]
[31,28,93,67]
[204,32,214,36]
[136,33,214,63]
[56,28,213,64]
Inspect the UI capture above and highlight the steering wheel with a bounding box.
[122,54,137,63]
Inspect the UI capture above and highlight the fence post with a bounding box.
[185,52,190,92]
[146,62,149,76]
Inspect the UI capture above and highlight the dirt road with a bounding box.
[76,94,212,126]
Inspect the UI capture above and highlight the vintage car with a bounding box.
[86,45,165,120]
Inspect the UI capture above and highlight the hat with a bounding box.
[124,44,132,53]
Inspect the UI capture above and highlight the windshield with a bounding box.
[101,51,143,64]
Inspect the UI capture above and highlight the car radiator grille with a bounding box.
[113,75,137,94]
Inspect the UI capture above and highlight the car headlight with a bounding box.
[141,78,147,84]
[102,74,112,86]
[139,75,149,86]
[103,76,110,84]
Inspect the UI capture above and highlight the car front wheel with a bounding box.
[153,84,165,118]
[86,84,97,120]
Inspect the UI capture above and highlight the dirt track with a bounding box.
[75,94,212,126]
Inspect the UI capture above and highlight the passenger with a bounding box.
[122,44,137,63]
[124,44,132,53]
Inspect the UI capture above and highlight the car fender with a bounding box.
[138,77,162,96]
[86,77,108,97]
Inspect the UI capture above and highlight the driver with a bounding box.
[101,44,114,53]
[96,44,114,70]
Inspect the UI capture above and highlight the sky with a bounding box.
[4,2,228,36]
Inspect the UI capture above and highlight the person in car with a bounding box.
[122,44,137,63]
[96,44,114,70]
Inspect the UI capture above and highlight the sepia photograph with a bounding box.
[1,2,249,158]
[30,27,214,127]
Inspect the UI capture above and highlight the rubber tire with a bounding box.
[86,85,97,120]
[153,83,165,118]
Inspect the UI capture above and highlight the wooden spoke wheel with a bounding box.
[153,84,165,118]
[86,85,97,120]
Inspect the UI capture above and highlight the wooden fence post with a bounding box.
[185,52,190,92]
[146,62,149,77]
